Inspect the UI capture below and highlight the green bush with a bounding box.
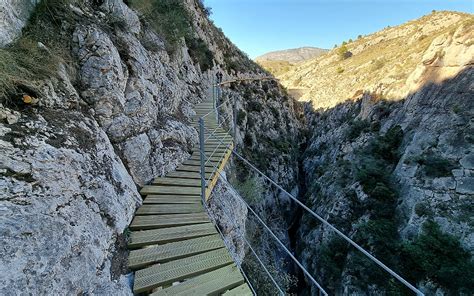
[236,109,246,125]
[414,202,433,217]
[129,0,214,70]
[371,59,385,71]
[401,221,474,293]
[416,154,456,177]
[130,0,191,51]
[247,100,263,112]
[336,66,344,74]
[337,44,352,60]
[372,125,404,163]
[242,253,297,294]
[346,119,370,140]
[235,176,263,205]
[356,219,399,259]
[187,37,214,71]
[355,157,388,191]
[318,237,349,291]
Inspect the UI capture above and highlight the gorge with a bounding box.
[0,1,473,295]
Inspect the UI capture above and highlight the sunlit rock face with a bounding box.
[273,11,473,110]
[0,0,39,47]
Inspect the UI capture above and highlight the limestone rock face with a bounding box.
[0,0,261,294]
[208,177,248,264]
[0,108,141,295]
[0,0,38,47]
[71,7,201,186]
[299,65,473,294]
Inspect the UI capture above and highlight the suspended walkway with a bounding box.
[127,92,251,295]
[128,78,425,295]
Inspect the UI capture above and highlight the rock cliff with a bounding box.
[0,0,302,294]
[298,65,473,294]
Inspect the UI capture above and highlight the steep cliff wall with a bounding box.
[299,65,473,294]
[0,0,303,294]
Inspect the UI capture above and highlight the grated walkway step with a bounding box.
[127,94,252,294]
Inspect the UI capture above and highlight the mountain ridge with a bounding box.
[255,46,328,63]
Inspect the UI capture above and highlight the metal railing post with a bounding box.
[199,117,206,203]
[212,79,216,110]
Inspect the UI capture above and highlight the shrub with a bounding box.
[336,67,344,74]
[187,37,214,71]
[247,100,263,112]
[236,109,246,125]
[401,221,474,293]
[416,154,456,177]
[371,59,385,71]
[318,237,349,291]
[414,202,432,217]
[242,254,297,294]
[337,44,352,60]
[355,157,388,191]
[346,119,370,140]
[372,125,403,163]
[130,0,191,51]
[130,0,214,69]
[235,176,263,205]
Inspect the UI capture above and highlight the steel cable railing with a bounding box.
[204,127,233,166]
[200,193,258,295]
[204,112,232,142]
[210,167,328,295]
[197,117,283,294]
[200,114,425,295]
[201,178,285,295]
[198,119,327,294]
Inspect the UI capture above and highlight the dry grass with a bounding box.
[257,60,294,76]
[0,38,59,104]
[0,0,75,104]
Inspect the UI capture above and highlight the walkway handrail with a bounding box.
[201,174,285,295]
[217,76,279,86]
[200,80,425,295]
[217,168,328,295]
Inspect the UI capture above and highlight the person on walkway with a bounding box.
[215,71,223,84]
[215,71,223,100]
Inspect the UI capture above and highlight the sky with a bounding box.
[205,0,474,59]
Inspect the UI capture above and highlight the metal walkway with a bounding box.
[127,78,424,295]
[127,94,251,295]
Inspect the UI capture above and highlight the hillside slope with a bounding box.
[256,46,328,77]
[279,11,473,109]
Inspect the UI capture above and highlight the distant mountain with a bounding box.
[255,46,328,63]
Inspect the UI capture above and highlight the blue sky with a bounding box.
[205,0,474,59]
